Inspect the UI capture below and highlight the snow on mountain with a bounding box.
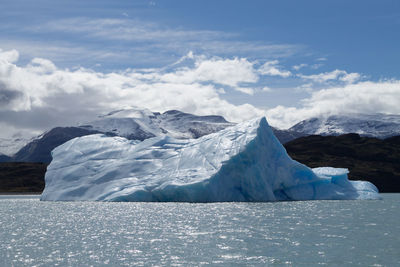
[78,108,235,140]
[7,109,397,163]
[6,109,236,163]
[12,127,101,163]
[289,113,400,138]
[0,136,36,157]
[270,128,305,144]
[41,117,379,202]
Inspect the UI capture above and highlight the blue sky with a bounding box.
[2,0,398,75]
[0,0,399,141]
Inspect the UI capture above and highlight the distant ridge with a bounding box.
[13,127,101,163]
[0,153,11,162]
[2,111,399,166]
[290,113,400,138]
[5,109,236,163]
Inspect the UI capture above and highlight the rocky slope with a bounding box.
[13,127,101,163]
[285,134,400,192]
[0,153,11,162]
[0,162,47,193]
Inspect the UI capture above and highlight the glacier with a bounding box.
[40,117,380,202]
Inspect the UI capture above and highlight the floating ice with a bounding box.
[40,117,380,202]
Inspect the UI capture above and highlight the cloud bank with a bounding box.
[267,80,400,128]
[0,49,266,138]
[1,48,400,138]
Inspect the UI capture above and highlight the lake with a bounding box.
[1,194,399,266]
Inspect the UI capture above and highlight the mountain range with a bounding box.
[0,110,399,164]
[289,113,400,138]
[0,136,35,158]
[0,109,399,193]
[1,109,235,163]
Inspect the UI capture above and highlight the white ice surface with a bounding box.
[41,117,380,202]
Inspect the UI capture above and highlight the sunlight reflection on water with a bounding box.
[0,194,399,266]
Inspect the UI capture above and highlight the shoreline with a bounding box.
[0,192,42,195]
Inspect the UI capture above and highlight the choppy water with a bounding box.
[0,194,399,266]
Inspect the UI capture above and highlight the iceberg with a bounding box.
[40,117,380,202]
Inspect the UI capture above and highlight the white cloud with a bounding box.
[14,17,302,68]
[27,58,57,74]
[310,63,323,70]
[0,39,133,70]
[0,122,39,142]
[295,83,313,93]
[258,60,291,77]
[261,86,272,92]
[0,49,19,63]
[160,55,258,93]
[292,63,307,71]
[37,18,227,42]
[266,80,400,129]
[234,87,255,95]
[2,48,399,137]
[194,57,258,87]
[0,49,265,138]
[339,72,361,84]
[299,69,361,84]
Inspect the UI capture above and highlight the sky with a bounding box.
[0,0,400,141]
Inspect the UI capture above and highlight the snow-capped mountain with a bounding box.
[79,108,305,143]
[0,136,36,157]
[78,108,235,140]
[12,127,101,163]
[6,109,397,164]
[289,113,400,138]
[7,109,236,163]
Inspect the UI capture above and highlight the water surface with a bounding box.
[1,194,399,266]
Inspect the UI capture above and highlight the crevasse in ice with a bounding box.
[40,117,380,201]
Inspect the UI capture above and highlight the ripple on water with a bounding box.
[0,195,399,266]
